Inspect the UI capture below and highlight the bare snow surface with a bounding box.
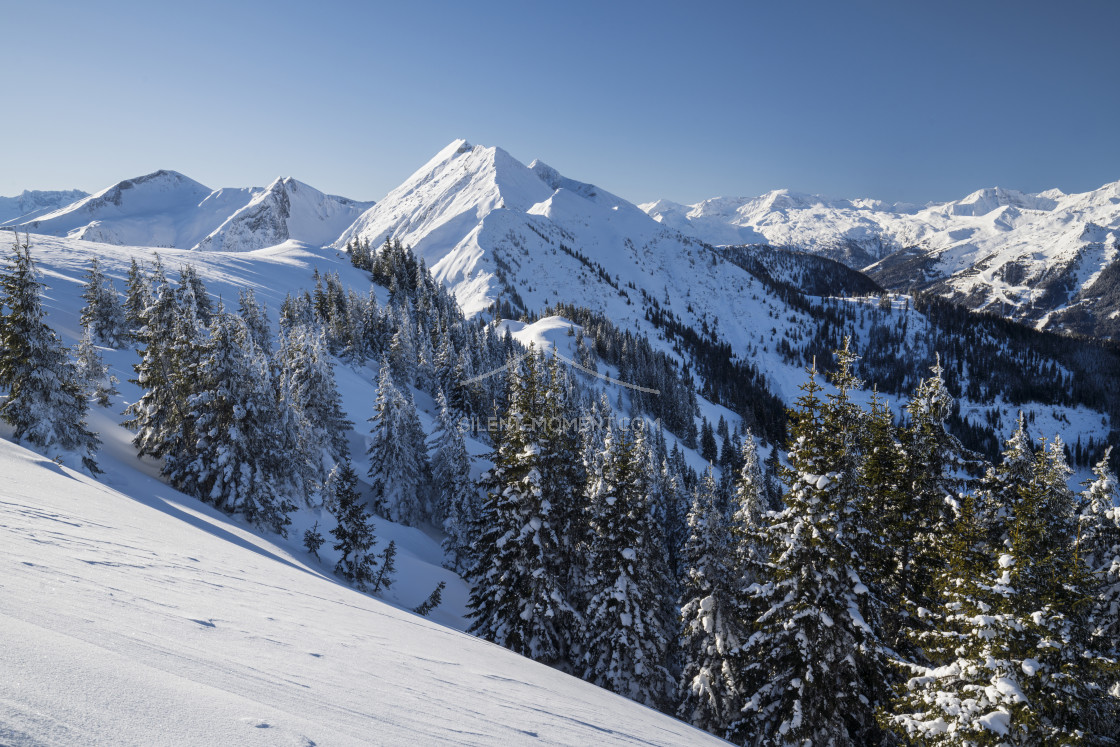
[0,436,720,746]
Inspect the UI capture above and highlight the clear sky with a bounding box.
[3,0,1118,206]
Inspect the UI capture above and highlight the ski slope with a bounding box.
[0,434,722,746]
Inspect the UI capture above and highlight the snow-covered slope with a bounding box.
[0,189,88,226]
[194,177,373,252]
[641,182,1120,337]
[0,434,720,746]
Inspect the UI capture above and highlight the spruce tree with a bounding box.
[678,468,746,736]
[582,423,674,709]
[467,349,579,669]
[1081,447,1120,663]
[74,327,118,407]
[735,353,886,745]
[79,256,126,347]
[367,364,429,525]
[0,236,101,473]
[886,427,1119,742]
[122,270,200,468]
[278,323,351,502]
[430,389,475,573]
[330,459,378,590]
[180,314,296,535]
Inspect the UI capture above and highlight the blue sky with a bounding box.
[4,0,1118,205]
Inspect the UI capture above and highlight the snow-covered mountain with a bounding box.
[0,188,89,226]
[8,170,372,253]
[195,176,372,252]
[867,182,1120,338]
[641,191,921,266]
[14,170,257,248]
[641,182,1120,338]
[335,139,799,368]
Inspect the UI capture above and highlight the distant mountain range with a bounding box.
[3,170,371,253]
[642,183,1120,338]
[4,143,1118,339]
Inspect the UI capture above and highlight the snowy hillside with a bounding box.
[641,182,1120,338]
[0,435,722,746]
[0,189,89,226]
[194,177,373,252]
[8,170,372,255]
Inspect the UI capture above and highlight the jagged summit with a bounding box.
[194,176,373,252]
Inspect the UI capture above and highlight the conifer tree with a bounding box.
[735,352,886,745]
[582,423,674,709]
[278,323,351,501]
[79,257,126,347]
[413,581,446,617]
[1080,447,1120,662]
[430,389,475,573]
[467,349,579,669]
[123,256,149,335]
[0,236,101,473]
[303,520,325,561]
[369,540,398,593]
[678,468,746,736]
[886,359,968,653]
[180,314,296,535]
[886,427,1119,743]
[178,264,214,326]
[700,418,719,464]
[74,327,119,407]
[238,287,271,355]
[330,459,378,590]
[122,270,200,468]
[367,364,429,525]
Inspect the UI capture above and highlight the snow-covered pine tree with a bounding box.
[540,353,589,634]
[79,256,126,347]
[176,264,214,326]
[886,427,1119,743]
[367,363,429,525]
[581,422,674,709]
[238,287,272,356]
[329,459,379,590]
[386,307,417,387]
[180,313,296,535]
[735,352,887,746]
[123,256,149,335]
[74,326,119,407]
[887,358,969,654]
[278,323,351,502]
[678,467,746,736]
[429,389,475,573]
[857,390,909,648]
[1080,447,1120,664]
[0,235,101,473]
[466,348,578,670]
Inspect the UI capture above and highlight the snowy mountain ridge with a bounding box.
[6,170,372,253]
[0,188,89,226]
[641,180,1120,337]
